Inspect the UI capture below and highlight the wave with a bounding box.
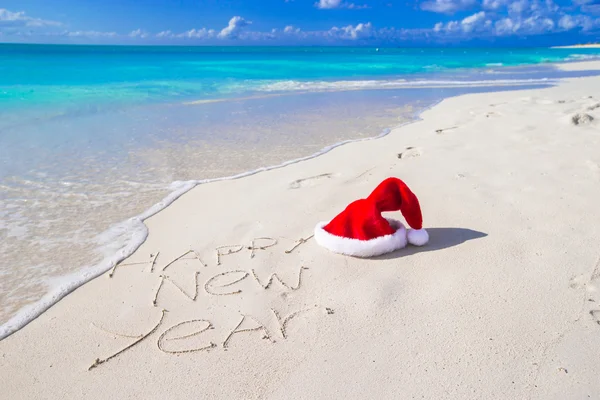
[253,77,553,93]
[566,54,600,61]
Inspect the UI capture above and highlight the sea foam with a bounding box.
[254,78,554,93]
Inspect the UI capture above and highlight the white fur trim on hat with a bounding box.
[314,218,407,258]
[407,228,429,246]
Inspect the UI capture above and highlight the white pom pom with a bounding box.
[407,228,429,246]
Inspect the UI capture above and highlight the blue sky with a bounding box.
[0,0,598,46]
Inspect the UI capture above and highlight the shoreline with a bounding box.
[0,59,598,341]
[1,61,600,398]
[183,77,557,105]
[0,97,440,341]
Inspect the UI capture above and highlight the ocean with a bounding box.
[2,45,600,338]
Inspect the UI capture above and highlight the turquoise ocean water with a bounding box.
[2,45,600,339]
[2,45,600,111]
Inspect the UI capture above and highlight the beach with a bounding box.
[1,60,600,399]
[7,45,595,330]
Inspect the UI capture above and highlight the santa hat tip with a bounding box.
[407,228,429,246]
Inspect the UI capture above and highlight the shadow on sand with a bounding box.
[374,227,488,260]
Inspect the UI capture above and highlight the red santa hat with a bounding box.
[314,177,429,257]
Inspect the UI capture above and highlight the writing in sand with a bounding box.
[89,235,326,371]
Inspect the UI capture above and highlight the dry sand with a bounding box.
[1,62,600,399]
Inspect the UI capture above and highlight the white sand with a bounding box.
[559,59,600,71]
[1,62,600,399]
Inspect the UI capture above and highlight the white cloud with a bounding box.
[582,4,600,14]
[508,0,529,14]
[558,14,596,30]
[328,22,373,39]
[315,0,369,9]
[155,17,263,41]
[0,8,61,29]
[522,15,555,31]
[421,0,476,14]
[434,11,490,32]
[129,29,149,38]
[6,6,598,45]
[558,15,573,30]
[528,0,558,13]
[462,11,486,24]
[483,0,509,9]
[181,28,217,38]
[544,0,560,12]
[155,26,233,40]
[446,20,461,31]
[156,30,174,38]
[572,0,600,11]
[161,16,252,40]
[284,25,301,34]
[66,30,118,38]
[218,16,251,39]
[460,11,491,33]
[434,8,561,36]
[317,0,343,8]
[493,15,558,35]
[494,18,517,34]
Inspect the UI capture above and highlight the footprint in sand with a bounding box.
[345,167,376,183]
[435,126,458,134]
[587,102,600,111]
[569,268,600,327]
[571,113,594,126]
[289,173,335,189]
[585,259,600,326]
[397,147,422,159]
[568,274,588,290]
